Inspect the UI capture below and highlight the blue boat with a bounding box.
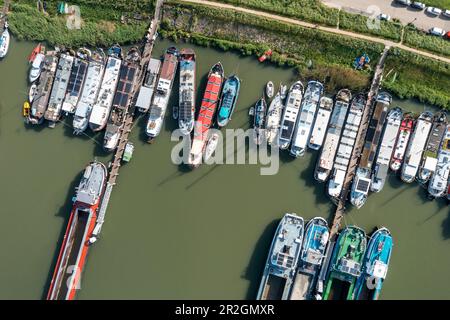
[354,227,393,300]
[290,217,329,300]
[217,75,240,127]
[257,213,304,300]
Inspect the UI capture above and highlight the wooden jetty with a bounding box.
[93,0,164,237]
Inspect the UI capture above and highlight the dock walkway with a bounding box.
[329,46,390,240]
[93,0,163,237]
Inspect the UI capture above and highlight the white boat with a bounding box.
[417,111,448,184]
[29,53,45,82]
[314,89,352,182]
[328,93,365,198]
[203,132,219,162]
[371,107,403,192]
[290,81,323,157]
[308,97,333,151]
[401,111,433,183]
[278,81,304,149]
[61,57,89,114]
[135,58,161,113]
[280,82,287,100]
[73,51,106,134]
[0,22,10,59]
[146,47,178,139]
[265,91,283,145]
[88,54,122,132]
[350,167,372,209]
[428,125,450,198]
[28,83,38,103]
[266,81,274,99]
[44,53,74,126]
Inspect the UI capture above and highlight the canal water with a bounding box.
[0,37,448,299]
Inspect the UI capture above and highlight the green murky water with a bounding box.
[0,37,448,299]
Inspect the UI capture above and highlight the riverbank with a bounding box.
[161,1,449,108]
[208,0,450,57]
[7,1,151,47]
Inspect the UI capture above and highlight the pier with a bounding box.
[93,0,163,237]
[329,46,391,240]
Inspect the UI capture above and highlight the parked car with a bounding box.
[446,31,450,39]
[429,27,446,36]
[396,0,411,5]
[426,7,442,16]
[410,2,426,10]
[378,13,391,21]
[442,9,450,18]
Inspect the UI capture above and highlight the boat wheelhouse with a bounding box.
[135,58,161,113]
[314,89,351,182]
[290,81,323,157]
[257,213,304,300]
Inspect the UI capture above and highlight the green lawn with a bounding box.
[423,0,450,8]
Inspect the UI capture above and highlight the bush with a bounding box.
[403,27,450,57]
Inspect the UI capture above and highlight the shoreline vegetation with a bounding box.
[4,0,450,109]
[209,0,450,57]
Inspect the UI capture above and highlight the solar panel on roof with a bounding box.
[356,179,370,192]
[129,68,136,80]
[125,83,132,92]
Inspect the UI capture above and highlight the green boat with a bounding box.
[323,225,367,300]
[122,142,134,163]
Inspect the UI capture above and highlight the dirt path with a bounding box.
[178,0,450,64]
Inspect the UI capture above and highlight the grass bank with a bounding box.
[208,0,449,57]
[164,1,449,109]
[7,1,151,47]
[383,48,450,109]
[162,1,385,93]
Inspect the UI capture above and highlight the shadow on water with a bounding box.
[242,219,279,300]
[442,210,450,240]
[40,170,83,299]
[379,174,415,207]
[299,151,329,206]
[185,164,221,190]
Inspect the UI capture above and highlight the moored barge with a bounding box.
[257,213,304,300]
[188,62,224,168]
[47,161,107,300]
[178,48,196,134]
[278,81,304,150]
[308,97,333,151]
[314,89,351,182]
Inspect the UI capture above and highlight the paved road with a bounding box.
[322,0,450,31]
[179,0,450,63]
